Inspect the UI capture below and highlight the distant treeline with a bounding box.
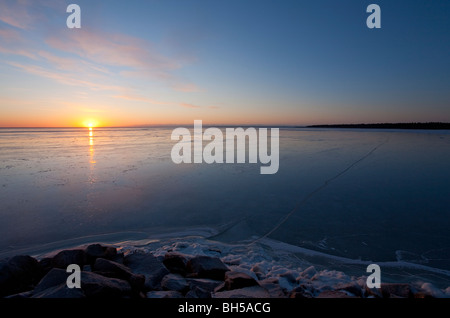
[306,122,450,130]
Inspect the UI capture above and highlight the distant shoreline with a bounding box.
[305,123,450,130]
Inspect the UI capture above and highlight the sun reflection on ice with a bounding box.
[88,127,97,184]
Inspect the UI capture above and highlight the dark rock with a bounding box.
[32,267,86,298]
[224,271,258,290]
[83,265,92,272]
[185,286,211,298]
[92,258,144,290]
[414,292,435,299]
[298,266,316,280]
[38,257,54,275]
[124,252,169,290]
[364,285,382,298]
[85,244,117,264]
[146,290,184,298]
[111,253,124,264]
[250,264,265,279]
[0,255,43,297]
[365,283,414,298]
[213,285,270,298]
[187,278,223,292]
[380,283,414,298]
[289,284,314,298]
[81,271,131,297]
[259,278,287,298]
[279,272,296,284]
[214,282,226,293]
[32,284,85,298]
[163,252,189,275]
[161,274,189,293]
[317,290,358,298]
[5,291,34,298]
[337,282,363,297]
[33,268,68,294]
[52,249,87,269]
[186,256,229,280]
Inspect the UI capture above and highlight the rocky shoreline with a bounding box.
[1,242,448,298]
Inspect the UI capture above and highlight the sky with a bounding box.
[0,0,449,127]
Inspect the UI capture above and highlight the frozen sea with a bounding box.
[1,127,449,288]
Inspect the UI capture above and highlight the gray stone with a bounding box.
[33,268,68,294]
[187,278,223,292]
[259,278,286,298]
[124,252,169,290]
[146,290,184,298]
[81,271,131,297]
[52,249,87,269]
[32,284,85,298]
[161,274,189,293]
[337,282,363,297]
[85,244,117,263]
[5,291,34,298]
[213,285,270,298]
[380,283,414,298]
[289,284,314,298]
[163,252,189,275]
[185,286,211,298]
[0,255,43,297]
[186,256,229,280]
[317,290,358,298]
[299,266,316,280]
[93,258,145,291]
[224,271,258,290]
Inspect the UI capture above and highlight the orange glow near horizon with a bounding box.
[82,119,99,128]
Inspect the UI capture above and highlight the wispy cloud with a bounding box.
[0,0,34,29]
[0,1,200,94]
[46,28,199,92]
[7,61,124,91]
[0,26,38,59]
[179,103,201,109]
[113,94,173,106]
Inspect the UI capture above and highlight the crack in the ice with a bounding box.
[252,138,388,244]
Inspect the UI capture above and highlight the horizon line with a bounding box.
[1,121,450,129]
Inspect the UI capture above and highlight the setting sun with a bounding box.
[83,119,99,128]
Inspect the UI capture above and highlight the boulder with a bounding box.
[146,290,184,298]
[0,255,43,297]
[163,252,189,275]
[124,252,169,290]
[5,291,34,298]
[81,271,131,297]
[33,268,68,294]
[38,257,54,275]
[365,283,414,298]
[186,256,229,280]
[289,284,314,298]
[258,278,287,298]
[224,271,258,290]
[317,290,358,298]
[52,249,87,269]
[185,286,211,298]
[187,278,223,292]
[213,285,270,298]
[380,283,414,298]
[337,282,363,297]
[161,274,189,293]
[32,284,85,298]
[85,244,117,264]
[298,266,316,280]
[92,258,144,290]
